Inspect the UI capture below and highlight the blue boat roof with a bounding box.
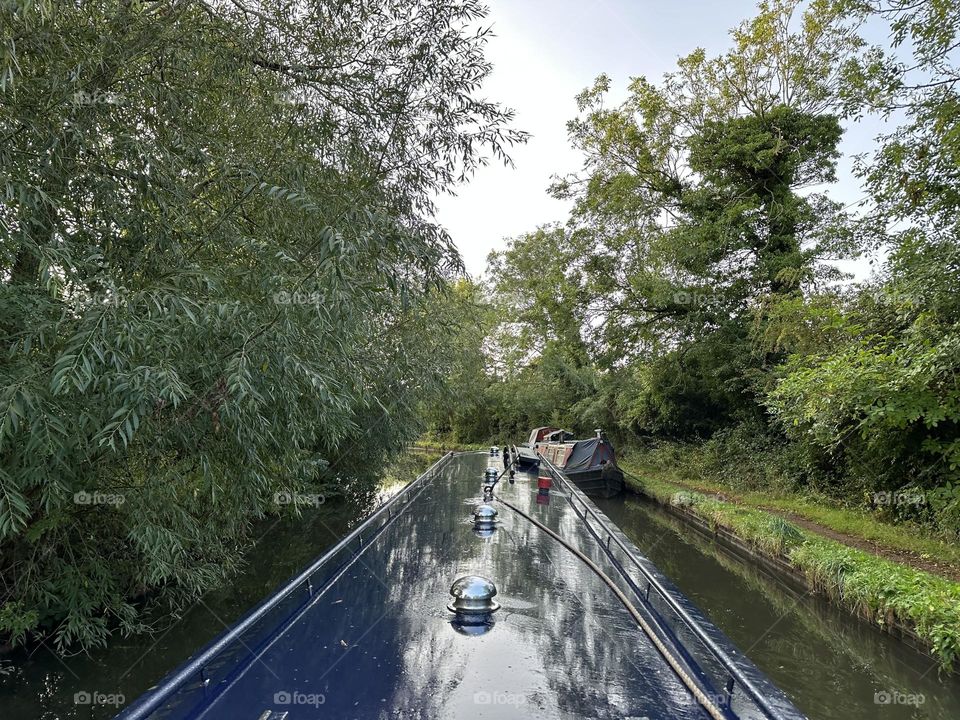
[117,452,805,720]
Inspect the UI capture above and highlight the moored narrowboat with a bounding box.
[513,425,558,467]
[520,427,626,498]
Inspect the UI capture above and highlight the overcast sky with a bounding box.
[435,0,883,278]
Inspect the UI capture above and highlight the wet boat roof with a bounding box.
[120,452,804,720]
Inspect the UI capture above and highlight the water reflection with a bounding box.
[191,453,722,719]
[594,494,960,720]
[0,499,369,720]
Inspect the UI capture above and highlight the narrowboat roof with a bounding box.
[562,436,615,472]
[118,452,805,720]
[539,428,576,443]
[526,426,557,445]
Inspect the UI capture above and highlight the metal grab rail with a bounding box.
[537,452,790,720]
[117,451,454,720]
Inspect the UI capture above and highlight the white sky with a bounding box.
[434,0,885,279]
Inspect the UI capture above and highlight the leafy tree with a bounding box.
[545,0,862,438]
[485,227,604,437]
[418,278,498,443]
[433,1,872,446]
[0,0,522,649]
[767,0,960,527]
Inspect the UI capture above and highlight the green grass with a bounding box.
[623,459,960,570]
[382,447,446,483]
[623,464,960,672]
[413,432,494,452]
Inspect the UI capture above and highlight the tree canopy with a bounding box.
[0,0,523,649]
[425,0,960,539]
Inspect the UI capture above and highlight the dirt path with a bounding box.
[683,481,960,582]
[631,470,960,582]
[757,507,960,583]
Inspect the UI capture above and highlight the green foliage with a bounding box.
[422,229,609,443]
[456,25,862,440]
[627,463,960,671]
[417,0,960,665]
[537,4,862,439]
[436,0,960,546]
[417,279,498,443]
[0,0,522,650]
[768,325,960,482]
[764,0,960,526]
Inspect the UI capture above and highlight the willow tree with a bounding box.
[0,0,523,649]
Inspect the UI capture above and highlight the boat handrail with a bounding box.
[117,451,455,720]
[537,451,789,720]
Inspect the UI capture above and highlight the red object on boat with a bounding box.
[537,475,552,490]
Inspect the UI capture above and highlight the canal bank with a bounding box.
[618,466,960,675]
[593,493,960,719]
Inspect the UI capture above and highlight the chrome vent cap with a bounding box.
[448,575,500,615]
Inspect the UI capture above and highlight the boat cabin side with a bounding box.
[536,429,617,468]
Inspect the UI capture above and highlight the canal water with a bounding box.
[594,493,960,720]
[0,489,377,719]
[4,453,960,719]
